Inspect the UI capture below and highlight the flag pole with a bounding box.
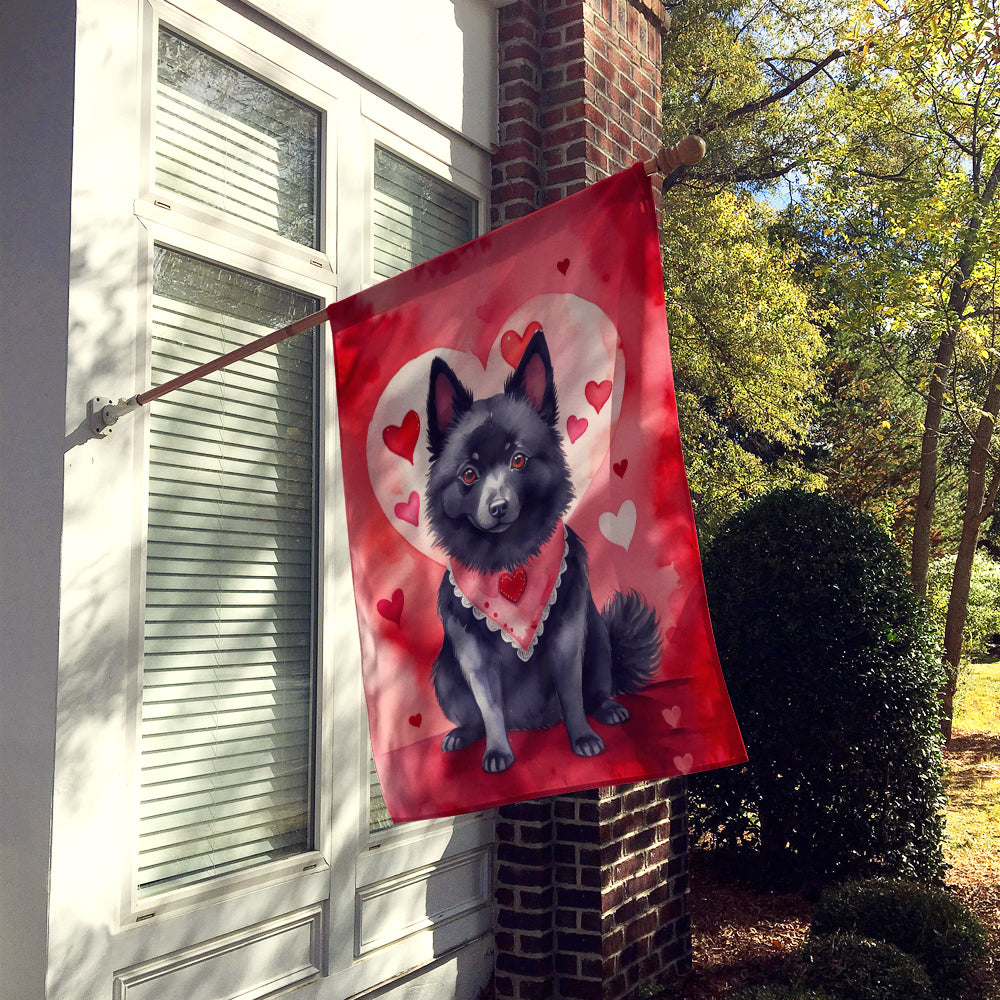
[88,136,705,438]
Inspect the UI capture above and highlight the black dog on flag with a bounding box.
[424,330,660,772]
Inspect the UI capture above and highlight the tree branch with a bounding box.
[702,49,847,133]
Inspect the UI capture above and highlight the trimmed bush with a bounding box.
[692,489,946,882]
[794,933,934,1000]
[812,878,988,999]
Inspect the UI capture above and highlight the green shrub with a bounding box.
[811,878,988,999]
[692,489,946,882]
[793,933,934,1000]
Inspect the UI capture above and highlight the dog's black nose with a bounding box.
[490,497,509,518]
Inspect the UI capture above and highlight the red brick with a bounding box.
[560,979,603,1000]
[520,930,555,954]
[519,977,556,1000]
[542,39,586,68]
[502,120,543,144]
[520,886,554,910]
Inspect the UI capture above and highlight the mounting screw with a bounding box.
[87,396,117,437]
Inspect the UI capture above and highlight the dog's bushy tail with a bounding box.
[602,590,661,694]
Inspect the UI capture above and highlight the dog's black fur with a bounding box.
[426,331,661,772]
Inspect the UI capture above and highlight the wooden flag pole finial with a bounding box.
[643,135,706,176]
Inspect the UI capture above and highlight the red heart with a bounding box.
[557,258,570,275]
[377,588,404,626]
[613,459,628,478]
[382,410,420,464]
[566,415,588,443]
[408,713,422,728]
[498,567,527,604]
[585,379,613,413]
[501,321,542,368]
[394,491,420,526]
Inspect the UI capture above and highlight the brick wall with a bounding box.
[494,782,691,1000]
[492,0,667,227]
[490,6,691,997]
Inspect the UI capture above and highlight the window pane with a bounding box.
[138,247,318,895]
[156,28,320,248]
[369,149,478,832]
[372,146,477,279]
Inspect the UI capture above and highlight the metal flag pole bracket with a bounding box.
[86,137,703,440]
[88,395,142,438]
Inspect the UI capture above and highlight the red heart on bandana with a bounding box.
[557,258,570,275]
[585,379,613,413]
[408,713,422,728]
[501,321,543,368]
[613,459,628,478]
[498,567,527,604]
[377,588,404,626]
[382,411,420,464]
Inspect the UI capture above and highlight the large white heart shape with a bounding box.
[367,294,624,564]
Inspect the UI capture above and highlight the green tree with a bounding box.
[801,0,1000,736]
[659,0,846,536]
[663,189,825,537]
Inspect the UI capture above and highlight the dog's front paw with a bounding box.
[593,698,630,725]
[571,732,605,757]
[441,725,482,751]
[482,747,515,772]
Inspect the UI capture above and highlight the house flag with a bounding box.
[329,163,746,822]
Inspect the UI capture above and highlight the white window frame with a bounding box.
[111,0,495,992]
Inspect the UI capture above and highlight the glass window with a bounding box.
[372,145,477,279]
[156,27,320,248]
[138,247,319,895]
[368,147,478,832]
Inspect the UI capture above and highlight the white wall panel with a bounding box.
[243,0,498,151]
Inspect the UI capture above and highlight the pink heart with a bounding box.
[673,752,694,774]
[585,380,613,413]
[501,321,542,368]
[382,411,420,464]
[394,491,420,526]
[377,588,404,626]
[557,258,570,275]
[613,459,628,478]
[566,415,588,443]
[661,706,681,728]
[408,713,422,728]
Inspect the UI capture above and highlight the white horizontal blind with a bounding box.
[156,27,320,248]
[138,247,318,895]
[368,148,478,832]
[372,145,477,280]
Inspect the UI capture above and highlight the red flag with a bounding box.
[330,164,745,821]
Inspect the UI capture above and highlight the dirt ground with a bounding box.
[657,733,1000,999]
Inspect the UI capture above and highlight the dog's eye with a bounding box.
[510,453,527,470]
[460,467,478,485]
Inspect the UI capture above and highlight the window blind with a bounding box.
[156,28,320,248]
[138,248,318,895]
[372,146,477,280]
[368,148,478,832]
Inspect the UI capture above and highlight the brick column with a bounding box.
[491,3,691,998]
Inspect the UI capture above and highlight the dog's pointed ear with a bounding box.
[427,357,473,459]
[506,330,557,425]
